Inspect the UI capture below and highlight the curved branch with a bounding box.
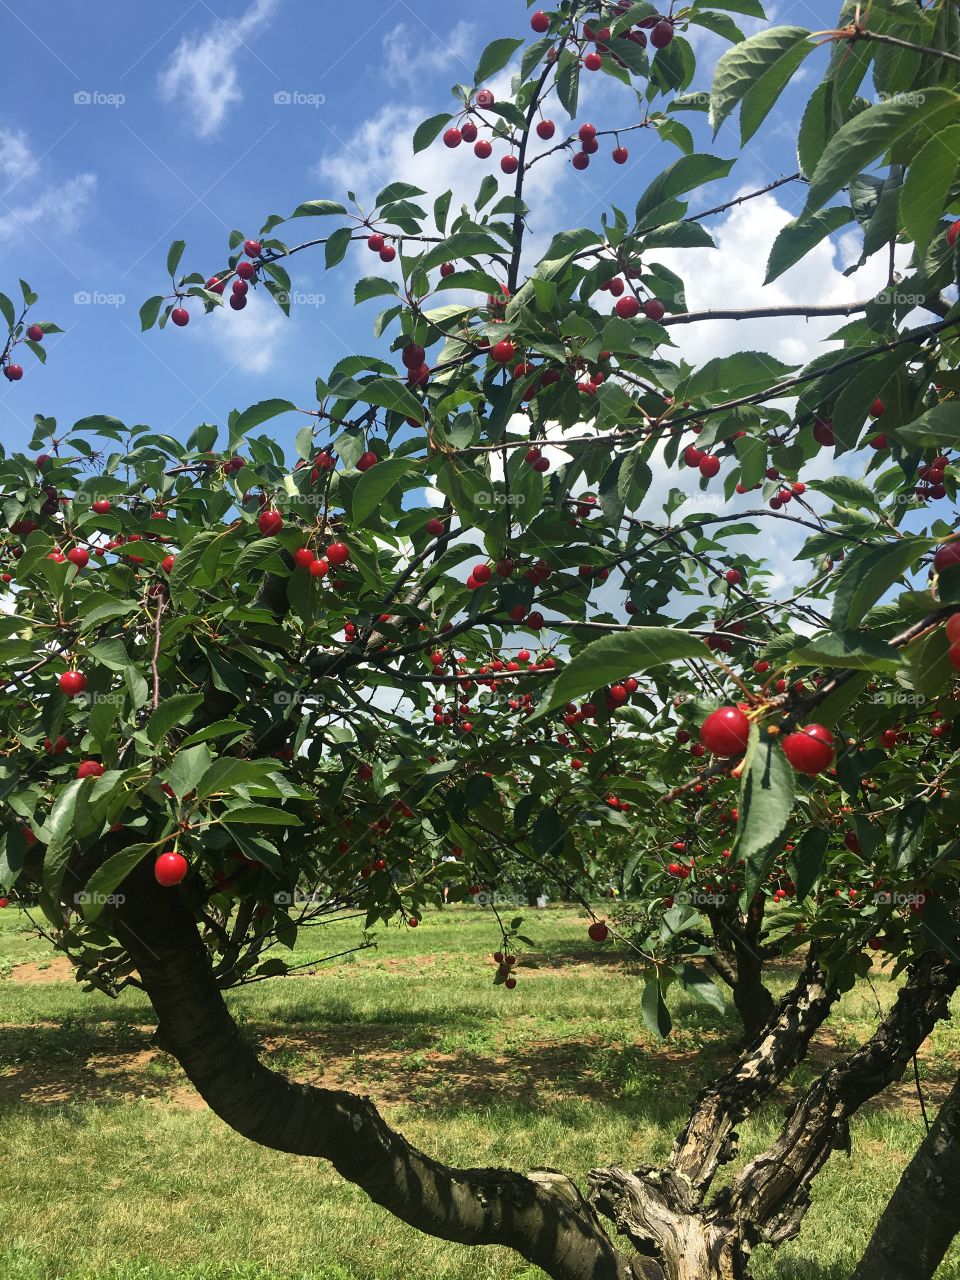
[110,860,644,1280]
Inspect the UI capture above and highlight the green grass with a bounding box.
[1,903,958,1279]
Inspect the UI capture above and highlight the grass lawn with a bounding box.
[1,901,958,1280]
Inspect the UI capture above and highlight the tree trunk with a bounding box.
[110,860,648,1280]
[852,1071,960,1280]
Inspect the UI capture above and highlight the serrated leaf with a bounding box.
[139,296,164,331]
[233,399,297,433]
[765,206,853,283]
[291,199,349,218]
[474,37,523,83]
[413,114,454,153]
[735,725,796,904]
[325,227,352,269]
[352,457,419,522]
[709,26,811,138]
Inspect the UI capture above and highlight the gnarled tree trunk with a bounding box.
[852,1071,960,1280]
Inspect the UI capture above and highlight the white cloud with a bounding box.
[0,128,34,184]
[157,0,279,140]
[201,289,285,374]
[382,20,475,90]
[0,128,96,240]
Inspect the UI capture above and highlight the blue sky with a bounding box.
[0,1,862,457]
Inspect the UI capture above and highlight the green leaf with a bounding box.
[197,757,276,800]
[734,434,766,488]
[41,779,86,901]
[556,49,580,117]
[181,719,249,746]
[325,227,352,269]
[352,458,418,523]
[676,963,726,1014]
[709,26,811,138]
[642,974,673,1040]
[168,530,223,598]
[738,30,816,144]
[80,844,155,921]
[420,232,505,274]
[166,240,186,278]
[764,206,853,283]
[139,296,164,332]
[0,292,15,329]
[831,540,929,630]
[734,725,796,904]
[146,694,205,745]
[531,806,566,856]
[888,800,926,872]
[803,88,960,216]
[895,401,960,450]
[375,182,426,206]
[532,628,709,721]
[789,630,904,673]
[355,276,401,304]
[413,113,454,153]
[233,399,297,433]
[635,154,736,227]
[474,37,523,83]
[222,804,302,826]
[683,351,795,401]
[291,199,348,218]
[162,744,214,799]
[789,827,828,902]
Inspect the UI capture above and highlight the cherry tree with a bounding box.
[2,1,960,1277]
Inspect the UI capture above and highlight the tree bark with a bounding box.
[110,860,648,1280]
[852,1071,960,1280]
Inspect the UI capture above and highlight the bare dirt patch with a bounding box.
[6,958,74,983]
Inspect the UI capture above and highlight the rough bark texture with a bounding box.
[111,861,648,1280]
[851,1071,960,1280]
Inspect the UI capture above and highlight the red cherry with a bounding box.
[578,124,597,142]
[26,324,43,342]
[327,542,350,566]
[844,830,861,854]
[501,154,519,174]
[4,364,23,381]
[66,547,89,569]
[426,518,446,536]
[309,558,329,578]
[475,140,493,159]
[615,296,640,319]
[948,219,960,249]
[644,298,665,322]
[934,540,960,574]
[76,760,104,780]
[59,670,87,697]
[572,152,590,170]
[357,451,378,471]
[229,293,247,311]
[531,10,549,32]
[380,245,397,262]
[293,547,315,569]
[408,916,420,928]
[207,276,226,294]
[154,851,189,887]
[536,119,556,140]
[258,509,283,536]
[612,146,628,164]
[367,234,385,252]
[651,19,674,46]
[781,724,835,775]
[161,554,176,574]
[91,499,111,514]
[584,52,602,70]
[443,128,462,148]
[683,445,703,468]
[699,706,751,756]
[588,921,609,942]
[476,89,495,107]
[490,339,517,364]
[243,239,262,257]
[526,611,545,630]
[870,398,885,417]
[440,262,455,277]
[699,454,721,478]
[236,260,256,281]
[725,568,741,585]
[948,642,960,671]
[473,563,492,584]
[460,121,478,143]
[402,342,426,370]
[171,308,190,327]
[813,417,835,447]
